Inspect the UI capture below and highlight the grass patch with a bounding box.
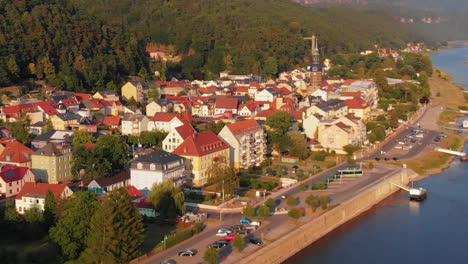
[437,109,457,127]
[142,223,176,253]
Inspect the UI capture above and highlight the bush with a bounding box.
[320,196,331,209]
[250,179,278,191]
[204,246,219,264]
[326,161,336,168]
[287,207,304,219]
[315,181,327,190]
[368,162,374,169]
[265,198,276,208]
[306,195,320,212]
[286,196,298,206]
[242,205,256,217]
[299,183,307,191]
[233,235,246,251]
[257,205,271,217]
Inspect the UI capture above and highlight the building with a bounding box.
[318,115,367,154]
[304,99,348,120]
[0,165,35,198]
[130,150,185,191]
[148,112,185,132]
[15,182,73,214]
[254,88,277,102]
[121,114,149,136]
[339,80,379,108]
[31,130,74,150]
[121,81,157,103]
[0,140,35,167]
[162,123,197,152]
[173,131,230,186]
[218,119,267,169]
[214,97,239,115]
[92,90,120,101]
[305,35,323,95]
[50,112,81,130]
[146,99,173,117]
[344,97,371,120]
[31,143,72,184]
[87,171,130,194]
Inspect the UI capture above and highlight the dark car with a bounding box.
[160,260,176,264]
[235,229,250,235]
[392,157,399,161]
[249,238,264,246]
[212,240,229,249]
[178,250,197,257]
[375,157,381,161]
[384,157,390,161]
[231,225,244,231]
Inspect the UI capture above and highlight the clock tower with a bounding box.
[304,35,323,95]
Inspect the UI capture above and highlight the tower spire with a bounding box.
[312,35,320,64]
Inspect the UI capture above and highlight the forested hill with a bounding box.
[70,0,420,79]
[0,0,149,91]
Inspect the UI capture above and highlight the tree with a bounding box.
[257,205,271,217]
[305,195,320,212]
[207,121,228,134]
[320,196,331,209]
[149,181,185,219]
[263,56,278,77]
[203,246,219,264]
[286,196,297,207]
[242,205,255,217]
[266,112,293,134]
[72,130,95,146]
[23,208,44,224]
[94,135,130,172]
[233,235,246,252]
[343,144,361,156]
[287,207,303,220]
[299,183,308,191]
[4,200,21,222]
[288,132,310,160]
[50,192,97,260]
[207,158,239,197]
[265,198,276,208]
[148,86,160,101]
[6,119,31,145]
[80,188,144,263]
[43,190,56,229]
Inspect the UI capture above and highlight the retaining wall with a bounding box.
[240,169,412,264]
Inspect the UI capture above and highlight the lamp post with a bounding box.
[163,235,168,249]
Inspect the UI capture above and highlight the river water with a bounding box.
[285,46,468,264]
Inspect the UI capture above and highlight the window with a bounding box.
[9,190,12,194]
[150,163,156,170]
[9,182,12,187]
[137,162,143,169]
[36,200,39,204]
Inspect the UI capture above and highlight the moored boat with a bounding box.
[409,188,427,201]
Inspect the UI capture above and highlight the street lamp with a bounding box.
[163,235,168,249]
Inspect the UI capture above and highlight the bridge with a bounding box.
[436,148,466,157]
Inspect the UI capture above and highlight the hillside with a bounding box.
[70,0,421,79]
[0,0,149,90]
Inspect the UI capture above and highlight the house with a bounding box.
[339,79,379,108]
[218,119,267,169]
[148,112,185,132]
[146,99,173,117]
[238,102,259,118]
[31,130,74,150]
[121,81,157,103]
[92,90,120,101]
[31,143,72,184]
[126,185,157,218]
[173,131,230,186]
[303,99,348,120]
[102,116,122,130]
[215,97,239,115]
[162,123,197,152]
[130,150,185,191]
[50,112,81,130]
[155,81,189,96]
[121,114,149,136]
[15,182,73,214]
[254,88,277,102]
[344,97,371,120]
[318,115,367,154]
[0,140,35,167]
[0,165,35,198]
[303,114,322,139]
[87,171,130,194]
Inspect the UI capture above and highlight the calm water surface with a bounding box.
[285,47,468,264]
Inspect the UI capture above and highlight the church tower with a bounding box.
[304,35,323,95]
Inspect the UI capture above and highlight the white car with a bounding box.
[216,228,232,236]
[245,225,257,230]
[250,221,262,227]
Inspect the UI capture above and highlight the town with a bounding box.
[0,35,437,264]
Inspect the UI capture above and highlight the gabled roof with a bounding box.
[225,119,262,136]
[102,116,122,127]
[56,112,81,121]
[94,171,130,188]
[132,150,183,164]
[215,97,238,109]
[151,112,180,122]
[122,114,146,122]
[34,143,70,156]
[0,165,30,183]
[316,99,346,112]
[345,97,369,110]
[0,140,34,163]
[127,185,144,200]
[173,131,229,157]
[74,93,92,101]
[174,123,197,139]
[16,182,68,200]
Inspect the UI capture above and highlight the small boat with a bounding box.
[461,156,468,162]
[409,188,427,201]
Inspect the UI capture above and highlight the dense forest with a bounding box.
[70,0,421,80]
[0,0,149,91]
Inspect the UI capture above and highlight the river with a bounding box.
[284,46,468,264]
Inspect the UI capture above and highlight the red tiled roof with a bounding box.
[74,93,92,101]
[84,143,96,150]
[151,112,180,122]
[173,131,229,157]
[343,79,360,85]
[16,182,67,200]
[235,86,249,93]
[155,81,189,87]
[345,97,369,110]
[89,99,105,109]
[256,109,276,118]
[226,119,261,136]
[135,198,153,208]
[34,102,58,115]
[60,98,79,106]
[127,185,144,200]
[340,91,363,98]
[199,86,218,94]
[174,123,197,139]
[0,165,30,183]
[102,116,121,127]
[0,140,34,163]
[215,97,238,109]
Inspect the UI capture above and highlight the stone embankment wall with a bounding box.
[240,169,414,264]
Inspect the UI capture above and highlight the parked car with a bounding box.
[266,170,277,176]
[235,229,250,235]
[178,250,197,257]
[240,218,252,224]
[230,225,244,231]
[216,228,232,236]
[223,235,236,241]
[280,194,288,199]
[375,157,381,161]
[160,260,176,264]
[250,221,261,227]
[212,240,229,249]
[245,225,257,231]
[392,157,399,161]
[249,238,264,246]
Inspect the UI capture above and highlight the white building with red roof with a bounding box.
[15,182,73,214]
[0,140,35,167]
[162,123,197,152]
[214,97,239,115]
[173,131,230,185]
[218,119,267,169]
[148,112,185,132]
[0,165,35,198]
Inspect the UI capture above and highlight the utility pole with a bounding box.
[222,179,225,202]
